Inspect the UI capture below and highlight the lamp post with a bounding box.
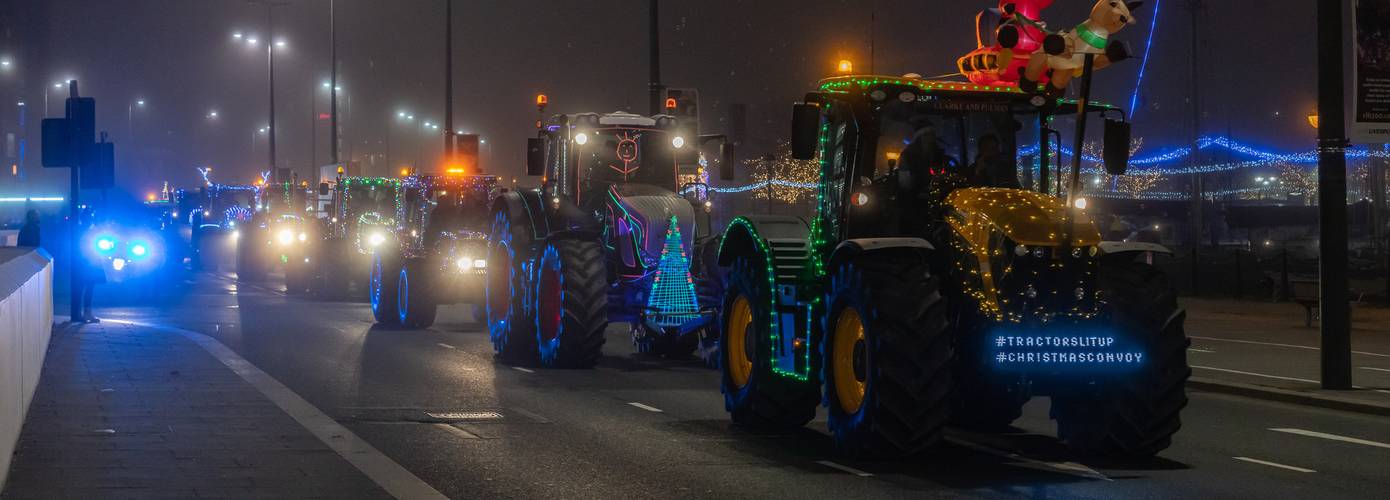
[238,0,289,181]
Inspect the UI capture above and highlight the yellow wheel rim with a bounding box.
[832,307,867,414]
[726,295,754,388]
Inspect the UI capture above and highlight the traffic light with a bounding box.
[662,88,700,133]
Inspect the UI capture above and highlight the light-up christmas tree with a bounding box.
[646,216,700,327]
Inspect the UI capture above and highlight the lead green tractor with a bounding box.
[715,75,1189,458]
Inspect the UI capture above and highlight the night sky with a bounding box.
[1,0,1319,195]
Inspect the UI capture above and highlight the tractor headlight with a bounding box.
[1073,197,1089,210]
[129,243,148,258]
[297,232,307,243]
[96,238,116,252]
[457,258,473,271]
[277,229,295,245]
[574,132,589,145]
[671,136,685,149]
[231,230,241,240]
[473,258,486,269]
[368,232,386,247]
[1013,244,1029,257]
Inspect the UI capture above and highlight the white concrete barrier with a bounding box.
[0,248,53,490]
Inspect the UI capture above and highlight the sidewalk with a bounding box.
[0,321,389,499]
[1182,297,1390,415]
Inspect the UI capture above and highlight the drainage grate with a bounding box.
[424,411,503,421]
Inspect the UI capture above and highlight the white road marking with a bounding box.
[112,320,447,500]
[1190,336,1390,358]
[436,343,456,350]
[433,423,480,440]
[815,460,874,477]
[1233,456,1316,473]
[1270,428,1390,450]
[628,402,663,413]
[1194,365,1390,394]
[512,366,535,373]
[1188,348,1215,353]
[945,437,1111,481]
[1191,365,1319,384]
[1360,366,1390,373]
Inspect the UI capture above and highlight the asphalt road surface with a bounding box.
[94,272,1390,499]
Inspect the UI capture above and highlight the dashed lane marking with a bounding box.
[627,402,663,413]
[1270,428,1390,450]
[512,366,535,373]
[946,437,1111,481]
[1190,336,1390,358]
[110,320,447,500]
[1188,348,1215,353]
[433,423,480,440]
[1360,366,1390,373]
[436,343,456,350]
[1233,456,1316,473]
[815,460,874,477]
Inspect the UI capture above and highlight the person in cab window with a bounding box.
[970,134,1020,189]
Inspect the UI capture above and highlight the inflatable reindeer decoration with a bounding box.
[1010,0,1144,96]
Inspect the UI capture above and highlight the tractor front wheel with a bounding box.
[487,210,537,363]
[369,251,402,325]
[1052,259,1190,457]
[823,252,952,458]
[397,258,438,329]
[719,257,818,429]
[533,239,608,368]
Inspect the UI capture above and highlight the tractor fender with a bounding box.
[492,189,545,241]
[716,215,809,267]
[826,238,934,274]
[1097,241,1173,260]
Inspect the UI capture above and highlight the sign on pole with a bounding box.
[1353,0,1390,144]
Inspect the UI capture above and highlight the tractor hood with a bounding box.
[606,184,695,270]
[945,188,1100,248]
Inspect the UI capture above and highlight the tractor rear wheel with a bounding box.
[719,257,818,429]
[236,232,265,282]
[1052,259,1190,457]
[488,210,537,363]
[313,244,350,300]
[369,251,402,325]
[534,239,608,368]
[823,252,952,457]
[397,258,438,329]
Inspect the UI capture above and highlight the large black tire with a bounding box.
[313,243,349,300]
[397,257,438,329]
[1052,259,1190,457]
[237,231,266,283]
[693,236,725,369]
[823,252,952,457]
[370,250,402,325]
[719,257,818,429]
[534,239,608,368]
[488,210,538,363]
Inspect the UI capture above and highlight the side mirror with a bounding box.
[719,143,736,181]
[526,138,545,176]
[790,103,821,161]
[317,182,329,196]
[1103,119,1132,175]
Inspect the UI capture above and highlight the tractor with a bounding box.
[312,176,402,299]
[370,174,498,328]
[189,183,258,272]
[487,111,727,368]
[714,74,1189,458]
[236,181,317,293]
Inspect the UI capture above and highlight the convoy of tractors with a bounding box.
[161,0,1189,461]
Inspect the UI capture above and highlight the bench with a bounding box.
[1288,279,1363,327]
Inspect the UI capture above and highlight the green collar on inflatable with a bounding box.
[1074,23,1109,50]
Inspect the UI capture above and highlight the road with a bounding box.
[93,273,1390,499]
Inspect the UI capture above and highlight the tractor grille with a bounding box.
[766,238,810,283]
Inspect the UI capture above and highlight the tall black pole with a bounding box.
[267,4,278,181]
[67,82,80,322]
[648,0,662,115]
[330,0,339,166]
[1317,0,1351,390]
[1187,0,1204,251]
[444,0,454,163]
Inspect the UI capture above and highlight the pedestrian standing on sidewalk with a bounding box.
[17,209,40,247]
[77,207,105,323]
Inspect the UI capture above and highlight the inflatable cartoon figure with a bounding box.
[1018,0,1144,96]
[958,0,1054,86]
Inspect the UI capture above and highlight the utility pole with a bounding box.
[444,0,454,164]
[248,0,289,181]
[648,0,663,116]
[1316,0,1351,390]
[1187,0,1204,252]
[330,0,339,166]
